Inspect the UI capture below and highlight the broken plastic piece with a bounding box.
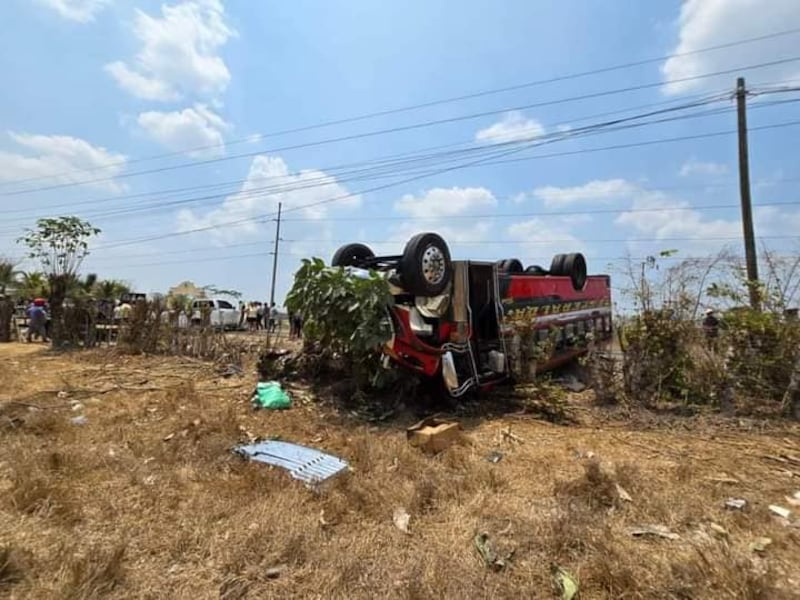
[724,498,747,510]
[553,566,579,599]
[234,440,348,485]
[251,381,292,410]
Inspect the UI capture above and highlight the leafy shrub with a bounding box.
[285,258,393,388]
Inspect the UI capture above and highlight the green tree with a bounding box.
[286,258,393,388]
[94,279,131,301]
[18,217,101,347]
[17,271,49,300]
[0,259,19,342]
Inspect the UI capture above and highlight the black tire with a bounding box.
[331,243,374,267]
[550,253,568,276]
[525,265,547,275]
[563,253,588,290]
[499,258,524,273]
[400,233,452,296]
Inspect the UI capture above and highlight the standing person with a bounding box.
[702,308,720,349]
[26,298,48,343]
[238,301,246,330]
[287,310,295,338]
[256,302,264,330]
[292,313,303,339]
[246,302,258,331]
[268,302,278,333]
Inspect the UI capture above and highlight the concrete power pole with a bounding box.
[735,77,760,310]
[269,202,282,307]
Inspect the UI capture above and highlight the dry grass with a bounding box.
[0,342,798,598]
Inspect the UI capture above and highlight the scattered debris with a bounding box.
[786,491,800,507]
[406,417,462,454]
[251,381,292,410]
[768,505,792,520]
[709,523,728,538]
[393,507,411,534]
[265,564,288,579]
[234,440,349,486]
[497,521,513,536]
[319,510,331,528]
[552,566,579,600]
[724,498,747,510]
[558,375,586,393]
[162,433,175,442]
[499,426,524,445]
[474,532,506,571]
[486,451,504,464]
[705,474,740,484]
[57,391,69,399]
[218,364,243,378]
[627,525,680,540]
[70,415,88,426]
[70,402,84,412]
[749,537,772,553]
[615,483,633,502]
[387,457,399,472]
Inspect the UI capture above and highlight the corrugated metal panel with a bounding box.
[235,441,349,485]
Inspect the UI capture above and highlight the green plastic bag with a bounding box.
[252,381,292,410]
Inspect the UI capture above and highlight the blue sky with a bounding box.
[1,0,799,305]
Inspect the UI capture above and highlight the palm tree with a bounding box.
[0,260,18,295]
[94,279,130,300]
[17,271,49,300]
[0,260,18,342]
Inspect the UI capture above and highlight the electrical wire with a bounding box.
[5,55,800,197]
[4,26,800,188]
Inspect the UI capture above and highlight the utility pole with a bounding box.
[736,77,760,310]
[269,202,282,307]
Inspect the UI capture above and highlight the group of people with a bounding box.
[22,298,50,343]
[240,301,280,333]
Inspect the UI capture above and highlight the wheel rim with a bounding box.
[421,245,446,285]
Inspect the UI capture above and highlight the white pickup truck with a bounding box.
[191,299,240,330]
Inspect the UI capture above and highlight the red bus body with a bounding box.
[383,261,612,396]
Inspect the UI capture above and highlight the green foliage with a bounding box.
[723,308,800,402]
[16,272,49,300]
[17,216,100,277]
[202,285,242,299]
[94,279,131,301]
[0,260,19,295]
[285,258,393,387]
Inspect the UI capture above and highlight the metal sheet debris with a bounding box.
[235,441,348,485]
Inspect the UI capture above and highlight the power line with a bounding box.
[5,55,800,197]
[0,91,731,221]
[80,117,800,250]
[4,26,800,188]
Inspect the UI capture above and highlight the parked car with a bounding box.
[191,298,240,330]
[331,232,612,397]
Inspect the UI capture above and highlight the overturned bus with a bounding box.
[332,232,612,397]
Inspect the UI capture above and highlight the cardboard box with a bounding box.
[406,417,462,454]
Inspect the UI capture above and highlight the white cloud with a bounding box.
[137,104,228,158]
[533,178,638,207]
[0,131,127,193]
[34,0,111,22]
[394,186,496,219]
[679,159,728,177]
[176,154,361,241]
[475,111,545,143]
[507,217,588,266]
[106,0,235,101]
[662,0,800,95]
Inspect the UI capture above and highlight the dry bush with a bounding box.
[667,544,786,599]
[0,545,27,588]
[60,544,126,600]
[7,466,78,522]
[554,460,619,511]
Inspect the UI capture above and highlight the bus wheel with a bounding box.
[401,232,452,296]
[550,252,587,290]
[498,258,524,273]
[332,243,374,267]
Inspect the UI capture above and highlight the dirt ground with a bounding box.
[1,342,799,599]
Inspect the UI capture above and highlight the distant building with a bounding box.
[168,281,206,299]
